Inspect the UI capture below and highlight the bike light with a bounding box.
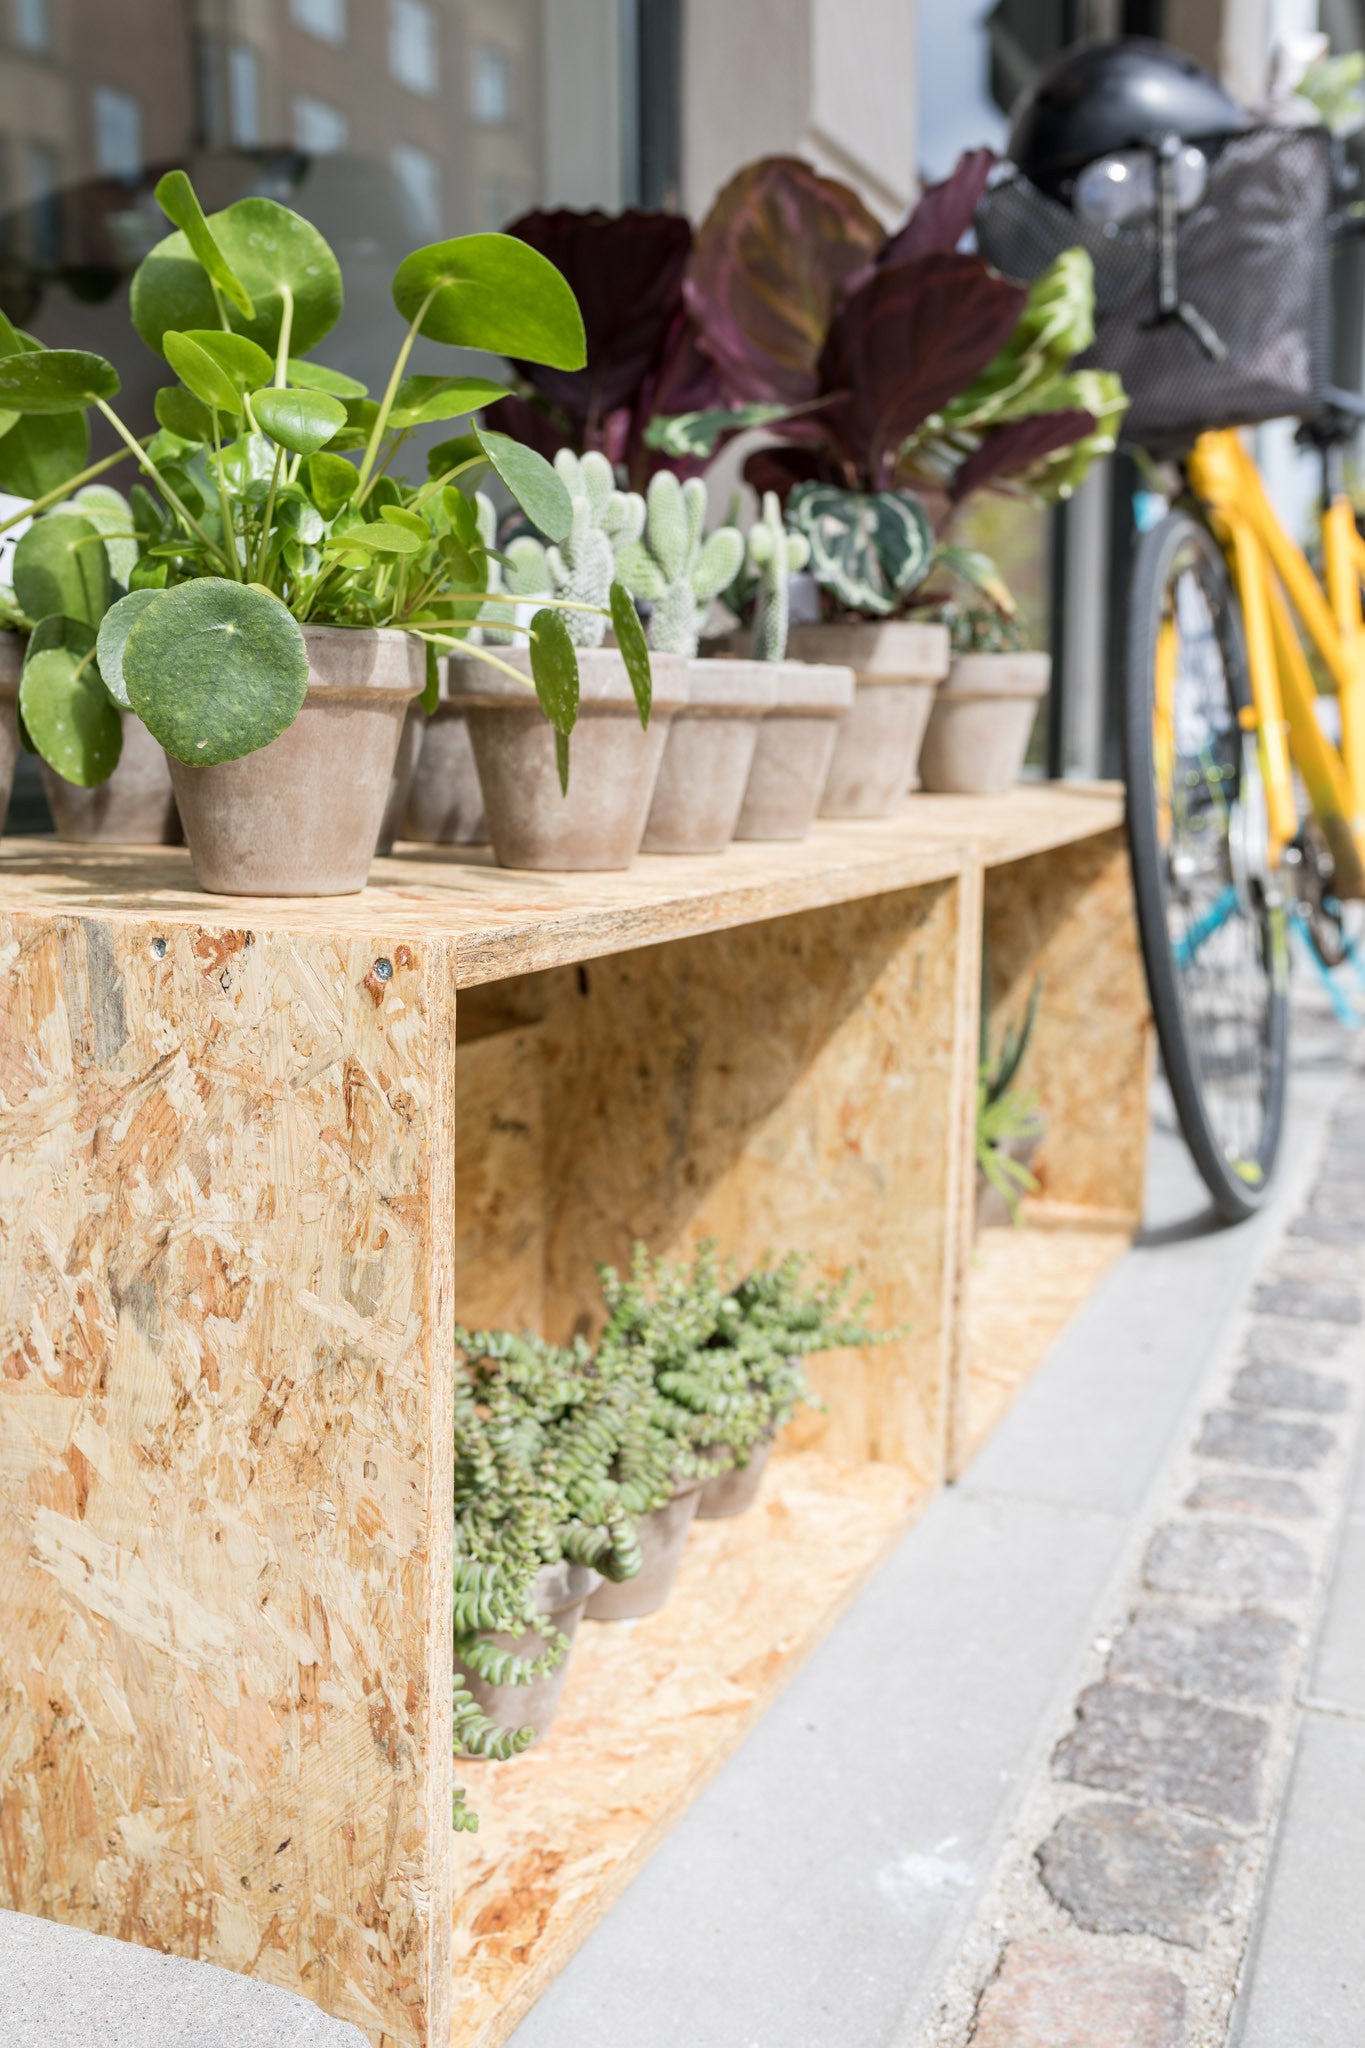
[1073,145,1209,226]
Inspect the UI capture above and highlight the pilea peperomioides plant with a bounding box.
[615,471,743,656]
[0,169,654,784]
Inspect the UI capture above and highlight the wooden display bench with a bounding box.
[0,784,1149,2047]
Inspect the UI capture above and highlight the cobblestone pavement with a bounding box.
[919,1082,1365,2048]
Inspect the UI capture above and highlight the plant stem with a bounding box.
[253,441,285,585]
[409,455,484,513]
[210,412,243,580]
[0,441,138,540]
[274,285,294,389]
[94,399,230,572]
[421,634,536,687]
[210,278,231,333]
[355,291,434,498]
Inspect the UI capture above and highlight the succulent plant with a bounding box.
[501,449,645,649]
[745,489,810,661]
[615,470,743,656]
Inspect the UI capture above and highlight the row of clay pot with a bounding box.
[460,1438,775,1748]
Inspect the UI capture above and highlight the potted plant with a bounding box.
[977,974,1045,1228]
[447,449,686,871]
[450,1322,671,1754]
[0,170,645,894]
[656,154,1124,808]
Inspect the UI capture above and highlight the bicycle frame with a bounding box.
[1186,429,1365,900]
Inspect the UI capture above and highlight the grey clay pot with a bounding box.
[697,1435,775,1520]
[168,624,424,897]
[0,632,21,838]
[449,645,688,872]
[375,704,426,856]
[733,662,854,842]
[41,711,181,845]
[458,1559,601,1748]
[918,652,1051,796]
[585,1480,705,1621]
[402,696,487,846]
[642,657,778,855]
[785,622,951,816]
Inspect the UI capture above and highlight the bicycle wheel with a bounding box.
[1124,509,1290,1221]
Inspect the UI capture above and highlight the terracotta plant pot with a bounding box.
[784,621,950,816]
[585,1480,705,1621]
[41,712,181,845]
[449,645,688,872]
[918,651,1052,796]
[733,662,854,842]
[375,703,426,856]
[697,1435,775,1520]
[168,624,424,897]
[402,695,487,847]
[457,1559,601,1748]
[0,632,21,836]
[642,657,778,855]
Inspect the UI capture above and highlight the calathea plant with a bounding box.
[614,471,744,656]
[0,169,652,782]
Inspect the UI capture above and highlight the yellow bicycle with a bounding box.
[1125,420,1365,1219]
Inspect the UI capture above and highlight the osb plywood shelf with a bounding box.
[0,780,1149,2047]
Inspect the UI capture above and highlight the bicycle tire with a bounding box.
[1123,509,1290,1222]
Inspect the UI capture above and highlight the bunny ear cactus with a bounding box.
[497,449,646,649]
[745,489,810,661]
[616,471,744,656]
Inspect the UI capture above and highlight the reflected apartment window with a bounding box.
[11,0,50,55]
[92,85,143,182]
[389,0,438,97]
[290,0,347,44]
[24,139,59,261]
[471,43,512,126]
[229,42,261,148]
[292,94,350,155]
[391,143,441,241]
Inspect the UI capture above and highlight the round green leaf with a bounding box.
[0,349,119,414]
[610,582,652,728]
[302,451,358,520]
[154,383,213,441]
[153,170,255,319]
[183,328,273,398]
[288,359,367,399]
[529,607,579,736]
[0,409,89,498]
[56,485,138,589]
[474,428,572,543]
[388,375,510,430]
[131,197,343,361]
[13,511,111,627]
[123,578,309,765]
[323,518,424,556]
[252,386,346,456]
[20,645,122,785]
[391,234,586,369]
[164,331,245,415]
[96,588,162,709]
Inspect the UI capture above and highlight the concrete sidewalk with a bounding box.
[507,998,1362,2048]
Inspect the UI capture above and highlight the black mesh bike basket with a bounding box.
[976,124,1334,451]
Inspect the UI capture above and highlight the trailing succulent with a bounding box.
[615,471,744,656]
[448,1321,674,1829]
[0,169,653,789]
[597,1241,883,1477]
[978,971,1045,1221]
[502,449,646,649]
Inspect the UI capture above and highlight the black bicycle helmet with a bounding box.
[1009,39,1248,201]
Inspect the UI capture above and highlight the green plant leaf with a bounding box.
[288,358,367,399]
[473,427,572,542]
[251,386,347,456]
[421,638,440,714]
[182,328,274,398]
[13,511,111,626]
[389,374,511,429]
[610,581,652,727]
[391,233,586,368]
[123,578,309,765]
[57,484,137,588]
[20,644,122,785]
[0,349,119,414]
[379,504,429,542]
[153,169,255,319]
[163,329,245,414]
[0,409,89,497]
[96,588,162,709]
[321,518,424,555]
[644,402,790,458]
[787,483,933,618]
[131,197,343,360]
[154,383,213,441]
[529,607,578,738]
[427,433,482,480]
[302,451,358,519]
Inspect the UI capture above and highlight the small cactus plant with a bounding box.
[616,471,744,657]
[746,490,810,662]
[501,449,644,650]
